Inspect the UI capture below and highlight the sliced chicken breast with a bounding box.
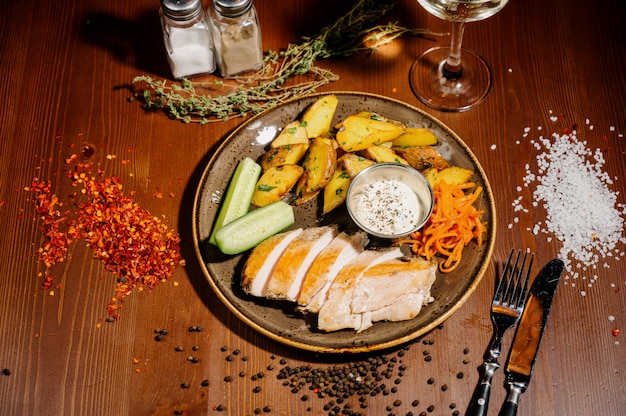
[317,247,403,332]
[352,257,437,332]
[297,231,369,313]
[265,225,338,301]
[241,228,303,297]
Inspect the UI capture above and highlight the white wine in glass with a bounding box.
[410,0,509,112]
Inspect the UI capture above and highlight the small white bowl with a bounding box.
[346,163,434,239]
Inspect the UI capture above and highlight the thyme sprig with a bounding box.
[132,0,445,124]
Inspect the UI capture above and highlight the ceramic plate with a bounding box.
[192,92,496,353]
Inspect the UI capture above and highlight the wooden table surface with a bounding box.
[1,0,625,415]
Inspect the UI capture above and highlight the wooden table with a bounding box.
[2,0,625,415]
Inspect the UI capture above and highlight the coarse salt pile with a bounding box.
[511,120,626,294]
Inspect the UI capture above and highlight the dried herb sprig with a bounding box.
[132,0,444,124]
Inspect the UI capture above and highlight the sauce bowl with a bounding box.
[346,163,434,239]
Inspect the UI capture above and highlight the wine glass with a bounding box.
[410,0,509,112]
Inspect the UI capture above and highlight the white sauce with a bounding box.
[354,179,421,236]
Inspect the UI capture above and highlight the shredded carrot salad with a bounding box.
[396,181,486,273]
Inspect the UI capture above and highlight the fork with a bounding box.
[466,249,534,416]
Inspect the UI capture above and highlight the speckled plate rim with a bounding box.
[192,91,496,354]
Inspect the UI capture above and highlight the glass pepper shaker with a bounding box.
[209,0,263,78]
[159,0,216,79]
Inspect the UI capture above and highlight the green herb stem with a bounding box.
[132,0,445,124]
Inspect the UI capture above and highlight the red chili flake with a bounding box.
[612,328,620,337]
[0,201,4,207]
[65,154,79,165]
[42,275,54,290]
[28,154,183,318]
[154,192,163,199]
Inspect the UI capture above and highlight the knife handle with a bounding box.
[497,382,524,416]
[498,400,518,416]
[466,361,499,416]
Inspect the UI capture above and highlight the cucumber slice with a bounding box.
[209,157,262,246]
[215,201,295,255]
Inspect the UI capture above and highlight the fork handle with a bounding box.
[466,361,499,416]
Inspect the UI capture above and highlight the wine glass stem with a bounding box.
[443,21,466,79]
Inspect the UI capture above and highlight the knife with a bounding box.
[497,258,565,416]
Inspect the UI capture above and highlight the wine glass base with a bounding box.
[410,46,492,112]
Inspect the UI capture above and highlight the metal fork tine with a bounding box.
[514,251,534,310]
[507,250,525,307]
[494,249,515,304]
[500,249,521,307]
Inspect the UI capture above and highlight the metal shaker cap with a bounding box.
[160,0,203,21]
[213,0,252,18]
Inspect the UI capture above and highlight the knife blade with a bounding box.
[497,258,564,416]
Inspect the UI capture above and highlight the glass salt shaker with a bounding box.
[159,0,216,79]
[209,0,263,78]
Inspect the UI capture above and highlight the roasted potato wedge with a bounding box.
[423,168,438,189]
[391,127,438,148]
[251,164,304,207]
[336,114,405,152]
[341,153,375,177]
[271,121,309,148]
[293,173,320,206]
[301,94,339,138]
[260,143,309,170]
[322,158,352,214]
[395,146,449,171]
[360,145,409,165]
[351,111,406,128]
[429,166,474,189]
[301,137,336,193]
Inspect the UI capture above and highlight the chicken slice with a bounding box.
[265,225,338,301]
[297,231,369,313]
[317,247,403,332]
[352,257,437,332]
[241,228,303,297]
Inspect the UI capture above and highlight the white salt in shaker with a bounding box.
[209,0,263,78]
[159,0,216,79]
